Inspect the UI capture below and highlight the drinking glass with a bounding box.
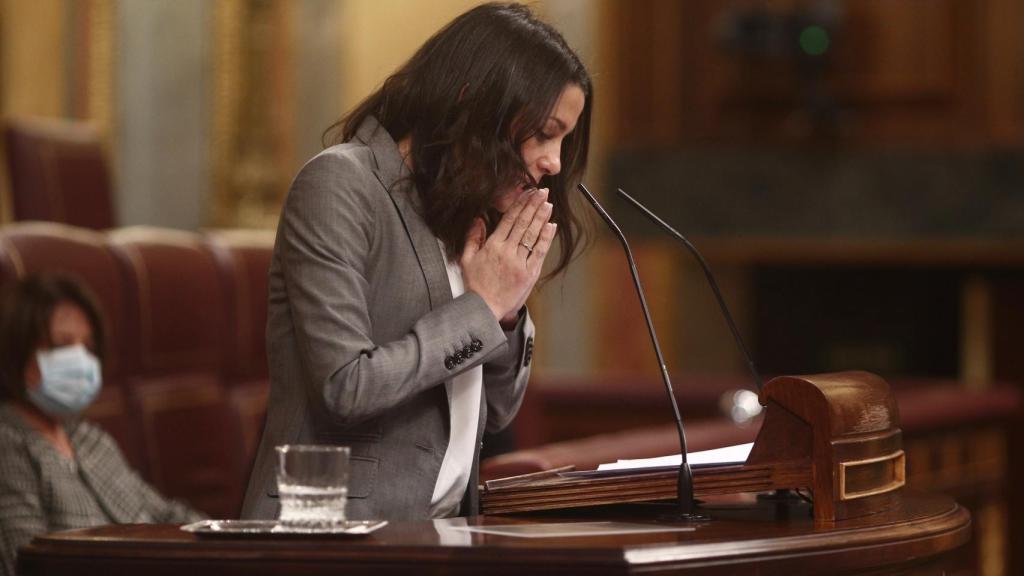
[276,444,350,528]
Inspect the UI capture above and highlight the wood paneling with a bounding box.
[603,0,1024,147]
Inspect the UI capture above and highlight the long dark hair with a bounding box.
[328,2,592,275]
[0,274,106,402]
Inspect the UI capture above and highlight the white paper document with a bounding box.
[596,442,753,472]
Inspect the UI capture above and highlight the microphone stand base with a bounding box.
[658,500,711,524]
[757,489,804,502]
[657,511,711,524]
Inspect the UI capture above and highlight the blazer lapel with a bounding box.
[387,181,453,310]
[356,117,456,436]
[356,117,452,310]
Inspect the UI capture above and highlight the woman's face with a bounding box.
[23,302,95,389]
[494,83,587,213]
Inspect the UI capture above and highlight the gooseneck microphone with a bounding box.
[577,183,703,520]
[616,188,763,393]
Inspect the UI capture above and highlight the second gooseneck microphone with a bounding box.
[577,183,702,520]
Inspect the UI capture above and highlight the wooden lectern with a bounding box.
[18,373,972,575]
[482,371,908,525]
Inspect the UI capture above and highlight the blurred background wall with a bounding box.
[3,0,1024,406]
[0,0,607,371]
[2,0,1023,573]
[4,0,1024,410]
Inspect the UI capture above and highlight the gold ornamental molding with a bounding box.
[86,0,115,151]
[211,0,244,228]
[211,0,296,229]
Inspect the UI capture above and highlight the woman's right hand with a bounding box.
[461,188,557,324]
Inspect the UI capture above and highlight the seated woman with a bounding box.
[0,274,203,576]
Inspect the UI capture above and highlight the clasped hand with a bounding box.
[461,188,556,325]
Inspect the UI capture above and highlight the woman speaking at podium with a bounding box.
[242,3,592,520]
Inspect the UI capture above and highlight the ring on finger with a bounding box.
[519,241,534,254]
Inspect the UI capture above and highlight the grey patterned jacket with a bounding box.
[0,403,204,576]
[241,116,534,522]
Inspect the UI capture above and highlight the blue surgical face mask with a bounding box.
[27,344,102,418]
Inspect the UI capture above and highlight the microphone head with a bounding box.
[577,182,596,202]
[576,183,617,230]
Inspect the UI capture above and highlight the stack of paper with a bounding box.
[597,442,754,471]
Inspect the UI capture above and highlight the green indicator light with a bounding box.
[799,25,830,56]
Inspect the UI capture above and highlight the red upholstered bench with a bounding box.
[0,223,275,518]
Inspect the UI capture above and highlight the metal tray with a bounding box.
[181,519,388,537]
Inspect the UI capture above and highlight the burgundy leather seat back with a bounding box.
[4,118,115,230]
[107,228,225,376]
[204,229,274,493]
[204,229,273,386]
[108,227,240,518]
[0,222,142,469]
[0,235,21,290]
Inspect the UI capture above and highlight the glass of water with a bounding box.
[276,444,350,529]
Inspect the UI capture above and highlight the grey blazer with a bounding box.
[241,117,533,521]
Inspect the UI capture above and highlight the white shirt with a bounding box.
[428,242,483,518]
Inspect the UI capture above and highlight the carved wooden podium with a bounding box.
[18,373,972,575]
[482,371,908,525]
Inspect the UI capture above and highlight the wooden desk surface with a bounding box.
[19,492,970,575]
